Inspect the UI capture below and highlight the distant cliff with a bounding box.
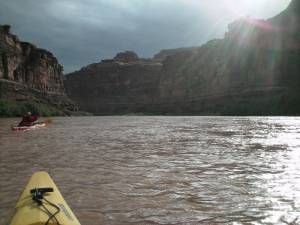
[65,0,300,115]
[158,0,300,115]
[65,51,162,114]
[153,47,199,62]
[0,25,76,116]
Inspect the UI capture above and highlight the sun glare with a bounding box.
[224,0,291,18]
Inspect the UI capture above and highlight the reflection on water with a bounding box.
[1,116,300,224]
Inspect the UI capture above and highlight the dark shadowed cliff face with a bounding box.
[271,0,300,32]
[158,0,300,115]
[65,0,300,115]
[153,47,199,62]
[65,52,162,114]
[0,25,76,116]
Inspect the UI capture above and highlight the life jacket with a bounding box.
[18,115,38,127]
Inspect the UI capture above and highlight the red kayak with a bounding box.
[11,123,46,131]
[11,119,52,131]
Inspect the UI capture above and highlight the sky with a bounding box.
[0,0,291,73]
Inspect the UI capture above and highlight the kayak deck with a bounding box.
[10,171,81,225]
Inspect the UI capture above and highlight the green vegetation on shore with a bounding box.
[0,100,70,117]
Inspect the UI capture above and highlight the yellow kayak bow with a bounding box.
[10,171,81,225]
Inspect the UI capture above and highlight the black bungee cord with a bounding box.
[43,198,61,225]
[30,188,61,225]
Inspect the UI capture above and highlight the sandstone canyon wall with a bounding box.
[65,0,300,115]
[65,51,162,114]
[0,25,75,116]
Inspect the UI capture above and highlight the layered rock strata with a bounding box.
[0,25,64,93]
[65,0,300,115]
[0,25,76,115]
[65,52,162,114]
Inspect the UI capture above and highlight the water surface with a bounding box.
[1,116,300,224]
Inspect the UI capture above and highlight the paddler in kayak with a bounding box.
[18,112,38,127]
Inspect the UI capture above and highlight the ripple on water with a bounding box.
[1,116,300,224]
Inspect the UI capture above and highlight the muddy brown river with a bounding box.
[1,116,300,225]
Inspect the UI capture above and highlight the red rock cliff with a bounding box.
[65,0,300,115]
[0,25,76,115]
[65,52,162,114]
[0,25,65,94]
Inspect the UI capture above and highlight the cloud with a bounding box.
[0,0,291,73]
